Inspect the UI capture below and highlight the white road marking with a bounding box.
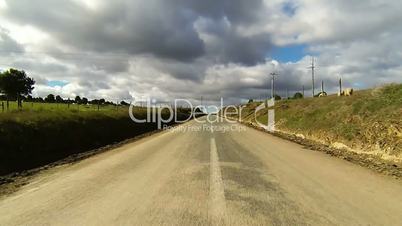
[209,137,226,224]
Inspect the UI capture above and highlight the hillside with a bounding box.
[224,84,402,162]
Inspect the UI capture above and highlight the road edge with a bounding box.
[226,116,402,179]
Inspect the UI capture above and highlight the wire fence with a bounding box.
[0,101,126,113]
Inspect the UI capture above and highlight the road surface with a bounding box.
[1,116,402,225]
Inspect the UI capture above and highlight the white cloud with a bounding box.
[0,0,7,9]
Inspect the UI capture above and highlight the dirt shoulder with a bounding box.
[238,119,402,179]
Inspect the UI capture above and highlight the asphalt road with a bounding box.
[1,116,402,225]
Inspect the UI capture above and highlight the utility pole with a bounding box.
[321,80,324,93]
[302,85,305,98]
[339,77,343,95]
[308,57,316,97]
[270,72,278,99]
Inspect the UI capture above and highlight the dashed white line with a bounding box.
[209,137,226,224]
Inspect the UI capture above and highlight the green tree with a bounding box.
[27,95,33,102]
[293,92,303,99]
[75,96,81,104]
[55,95,64,103]
[89,99,99,105]
[0,68,35,109]
[274,95,282,101]
[81,97,88,105]
[120,101,129,106]
[45,94,55,103]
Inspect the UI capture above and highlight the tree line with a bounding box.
[0,68,129,110]
[30,94,118,106]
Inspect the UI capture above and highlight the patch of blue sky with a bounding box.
[282,1,297,17]
[47,80,69,87]
[269,44,308,63]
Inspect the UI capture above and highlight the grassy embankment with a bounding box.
[0,103,191,175]
[225,84,402,160]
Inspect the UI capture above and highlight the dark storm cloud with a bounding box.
[175,0,264,24]
[11,59,69,74]
[148,58,209,81]
[4,0,271,66]
[195,16,272,66]
[4,0,204,61]
[79,80,110,90]
[213,31,271,66]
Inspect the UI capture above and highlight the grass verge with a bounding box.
[0,106,191,175]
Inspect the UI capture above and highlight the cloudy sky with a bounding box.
[0,0,401,104]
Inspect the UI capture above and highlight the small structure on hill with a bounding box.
[338,78,353,96]
[338,88,354,96]
[317,80,327,97]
